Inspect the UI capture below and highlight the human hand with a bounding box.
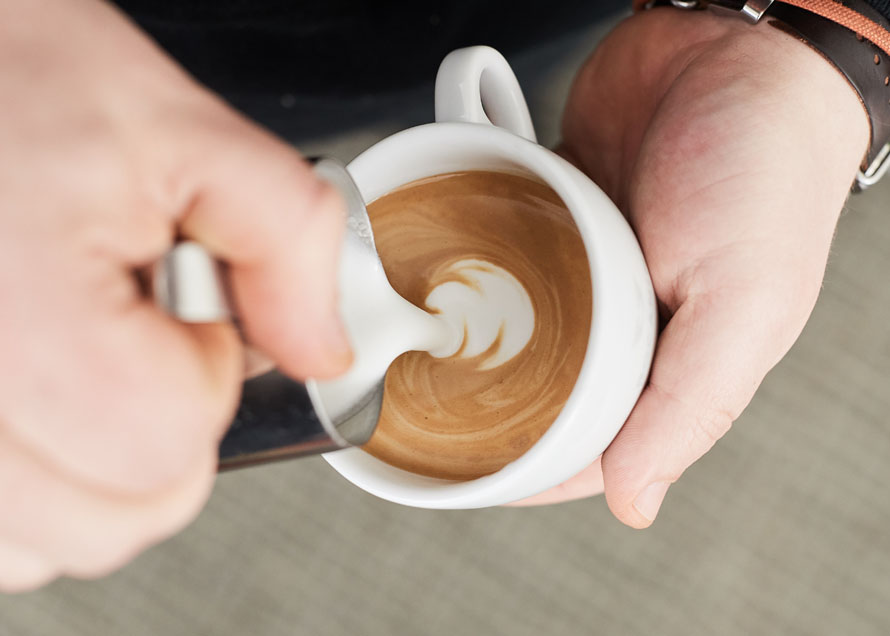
[0,0,350,591]
[512,9,868,526]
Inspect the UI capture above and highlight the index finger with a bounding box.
[176,114,352,380]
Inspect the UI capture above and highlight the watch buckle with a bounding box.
[855,142,890,191]
[668,0,775,24]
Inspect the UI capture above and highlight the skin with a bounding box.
[509,9,869,525]
[0,0,351,591]
[0,1,869,590]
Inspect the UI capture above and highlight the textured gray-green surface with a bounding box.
[2,15,889,636]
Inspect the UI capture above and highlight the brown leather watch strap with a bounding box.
[768,1,890,184]
[776,0,890,56]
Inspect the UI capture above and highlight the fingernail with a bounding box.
[633,481,670,523]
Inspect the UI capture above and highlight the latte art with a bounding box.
[425,259,534,369]
[362,171,591,480]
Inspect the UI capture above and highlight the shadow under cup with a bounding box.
[323,122,656,509]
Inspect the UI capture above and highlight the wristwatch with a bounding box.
[646,0,890,191]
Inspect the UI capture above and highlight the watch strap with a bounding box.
[767,0,890,187]
[645,0,890,188]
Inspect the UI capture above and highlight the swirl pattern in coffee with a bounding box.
[363,171,592,480]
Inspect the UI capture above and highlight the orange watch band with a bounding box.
[634,0,890,57]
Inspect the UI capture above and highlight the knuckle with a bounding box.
[0,572,58,594]
[0,542,58,594]
[279,173,346,247]
[112,402,217,492]
[63,540,141,580]
[741,279,821,360]
[648,382,736,476]
[60,518,163,580]
[122,355,225,466]
[61,383,217,494]
[307,178,346,220]
[63,474,211,580]
[44,318,235,495]
[66,511,208,581]
[51,126,129,197]
[276,154,346,228]
[686,406,734,454]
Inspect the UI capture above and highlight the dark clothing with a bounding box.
[866,0,890,19]
[112,1,621,98]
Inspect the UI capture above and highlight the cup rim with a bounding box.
[323,121,627,507]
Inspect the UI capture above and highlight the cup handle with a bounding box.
[434,46,537,143]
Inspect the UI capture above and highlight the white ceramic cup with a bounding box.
[323,46,657,509]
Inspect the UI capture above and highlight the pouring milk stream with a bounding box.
[152,157,536,464]
[316,230,535,421]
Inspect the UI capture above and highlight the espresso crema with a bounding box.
[362,171,592,480]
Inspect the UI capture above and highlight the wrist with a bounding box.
[744,13,870,182]
[639,4,875,188]
[673,9,869,180]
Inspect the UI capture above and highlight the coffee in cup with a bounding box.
[324,46,655,510]
[362,170,591,480]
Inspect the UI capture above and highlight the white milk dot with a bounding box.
[425,259,534,370]
[314,240,534,421]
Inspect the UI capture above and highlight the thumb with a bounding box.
[601,288,801,528]
[177,116,352,380]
